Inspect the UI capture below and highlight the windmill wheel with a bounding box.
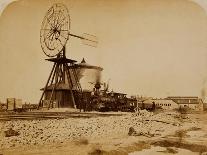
[40,3,70,57]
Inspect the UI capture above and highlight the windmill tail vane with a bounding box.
[82,33,98,47]
[69,33,98,47]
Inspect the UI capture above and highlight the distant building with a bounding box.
[139,96,204,111]
[143,99,178,110]
[153,99,178,110]
[166,96,203,111]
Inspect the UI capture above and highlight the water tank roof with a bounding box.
[81,58,86,63]
[77,58,103,71]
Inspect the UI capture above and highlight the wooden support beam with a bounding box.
[38,63,56,109]
[64,63,76,109]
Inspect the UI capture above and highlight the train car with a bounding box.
[138,101,156,111]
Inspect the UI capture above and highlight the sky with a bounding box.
[1,0,207,103]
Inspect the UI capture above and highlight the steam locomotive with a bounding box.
[78,82,137,112]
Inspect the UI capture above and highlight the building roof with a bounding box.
[166,96,203,104]
[143,99,177,105]
[166,96,201,99]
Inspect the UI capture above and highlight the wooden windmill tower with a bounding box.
[38,3,98,109]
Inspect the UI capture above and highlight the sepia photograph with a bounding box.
[0,0,207,154]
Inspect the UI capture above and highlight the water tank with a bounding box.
[76,58,103,91]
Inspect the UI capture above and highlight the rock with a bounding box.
[128,127,136,136]
[4,128,20,137]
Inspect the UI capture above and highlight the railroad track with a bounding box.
[0,111,125,121]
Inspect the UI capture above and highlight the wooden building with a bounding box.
[166,96,203,111]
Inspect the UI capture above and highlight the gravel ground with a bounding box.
[0,110,198,149]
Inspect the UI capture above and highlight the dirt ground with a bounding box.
[0,111,207,155]
[149,112,207,155]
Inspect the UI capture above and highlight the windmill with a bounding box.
[38,3,97,109]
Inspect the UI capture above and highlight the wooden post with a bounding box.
[64,63,76,109]
[38,63,56,109]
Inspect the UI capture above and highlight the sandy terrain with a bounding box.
[0,110,206,155]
